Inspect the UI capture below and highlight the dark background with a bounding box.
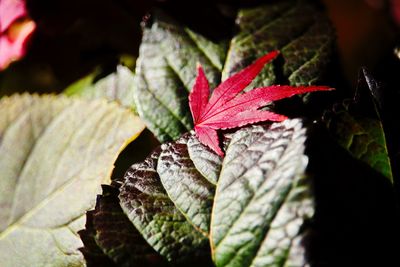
[0,0,398,95]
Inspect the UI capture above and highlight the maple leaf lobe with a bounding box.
[189,65,210,124]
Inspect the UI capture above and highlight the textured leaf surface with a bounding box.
[134,12,225,142]
[223,0,334,87]
[64,65,137,112]
[211,119,313,267]
[323,70,392,181]
[119,149,211,263]
[187,133,223,185]
[157,133,216,236]
[79,184,166,267]
[79,210,118,267]
[0,94,145,267]
[324,107,392,180]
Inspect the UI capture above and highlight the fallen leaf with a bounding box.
[190,51,332,155]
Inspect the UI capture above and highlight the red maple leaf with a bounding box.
[189,50,333,156]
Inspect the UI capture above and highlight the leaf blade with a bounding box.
[223,1,334,87]
[119,149,211,263]
[157,134,215,236]
[189,65,210,124]
[0,94,145,267]
[187,134,223,185]
[207,85,332,118]
[64,66,137,112]
[195,126,224,156]
[79,210,119,267]
[211,119,313,267]
[203,110,287,129]
[80,184,167,267]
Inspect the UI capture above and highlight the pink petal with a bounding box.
[0,20,36,70]
[207,85,333,117]
[200,51,279,121]
[189,64,210,124]
[194,125,224,156]
[201,110,287,129]
[392,0,400,26]
[0,0,27,33]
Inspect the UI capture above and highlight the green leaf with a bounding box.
[323,70,393,182]
[119,149,211,263]
[223,0,334,87]
[134,12,225,143]
[135,2,334,141]
[185,28,227,71]
[79,211,118,267]
[187,132,223,185]
[211,119,314,267]
[64,65,137,112]
[157,133,216,236]
[79,184,167,267]
[0,94,145,267]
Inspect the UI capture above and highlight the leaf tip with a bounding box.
[320,86,335,91]
[195,125,224,157]
[260,50,280,63]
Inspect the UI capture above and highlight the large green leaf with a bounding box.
[79,211,118,267]
[186,131,224,185]
[118,149,211,263]
[156,132,232,235]
[211,119,313,267]
[79,184,167,267]
[323,69,393,182]
[64,65,137,112]
[134,1,334,142]
[0,94,145,267]
[157,133,216,236]
[224,0,334,87]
